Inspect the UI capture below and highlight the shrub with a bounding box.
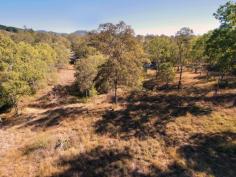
[159,62,176,86]
[75,53,107,97]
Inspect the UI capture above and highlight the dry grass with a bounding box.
[0,68,235,177]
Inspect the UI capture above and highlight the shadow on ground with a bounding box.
[1,106,88,130]
[48,132,236,177]
[178,132,236,177]
[95,91,219,141]
[95,88,236,141]
[49,146,192,177]
[28,84,79,109]
[1,83,89,129]
[22,106,88,130]
[49,146,132,177]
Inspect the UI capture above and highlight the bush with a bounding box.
[159,62,175,86]
[75,53,107,97]
[0,31,71,112]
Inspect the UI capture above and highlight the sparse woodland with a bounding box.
[0,1,235,177]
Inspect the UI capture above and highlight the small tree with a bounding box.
[0,74,31,114]
[205,1,236,92]
[147,35,177,79]
[190,34,210,74]
[175,27,194,90]
[75,53,107,97]
[159,62,175,86]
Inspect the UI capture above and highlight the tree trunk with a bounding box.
[155,63,159,80]
[114,79,118,104]
[220,73,224,81]
[178,65,183,91]
[215,77,220,95]
[14,103,19,116]
[156,68,158,79]
[206,71,209,81]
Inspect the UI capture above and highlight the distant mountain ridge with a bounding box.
[0,24,90,36]
[0,24,21,33]
[72,30,89,36]
[36,30,68,35]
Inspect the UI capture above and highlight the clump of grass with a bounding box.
[23,135,51,155]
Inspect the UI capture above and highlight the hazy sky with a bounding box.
[0,0,230,35]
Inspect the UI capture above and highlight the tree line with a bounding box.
[0,30,71,113]
[0,1,235,112]
[73,1,235,102]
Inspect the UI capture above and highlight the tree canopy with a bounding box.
[0,30,71,113]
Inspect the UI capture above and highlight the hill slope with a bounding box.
[0,24,21,33]
[0,69,235,177]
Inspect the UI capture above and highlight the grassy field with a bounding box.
[0,68,235,177]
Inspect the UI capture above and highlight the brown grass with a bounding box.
[0,68,235,177]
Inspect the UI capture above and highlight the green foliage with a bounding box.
[0,24,19,33]
[191,34,210,61]
[68,35,96,59]
[75,53,107,96]
[190,33,211,72]
[175,27,194,64]
[12,31,35,44]
[90,22,145,102]
[0,73,31,108]
[205,1,236,76]
[0,30,71,111]
[52,43,71,68]
[147,35,177,65]
[175,27,194,90]
[159,62,175,85]
[214,1,236,28]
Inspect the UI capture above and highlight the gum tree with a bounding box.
[175,27,194,90]
[91,22,145,103]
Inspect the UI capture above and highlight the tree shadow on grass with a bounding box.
[28,84,79,109]
[20,106,88,130]
[95,92,213,141]
[0,104,12,114]
[135,132,236,177]
[49,146,193,177]
[178,132,236,177]
[143,79,178,92]
[134,163,192,177]
[49,146,132,177]
[1,106,88,130]
[47,133,236,177]
[204,93,236,107]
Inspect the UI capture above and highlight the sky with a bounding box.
[0,0,231,35]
